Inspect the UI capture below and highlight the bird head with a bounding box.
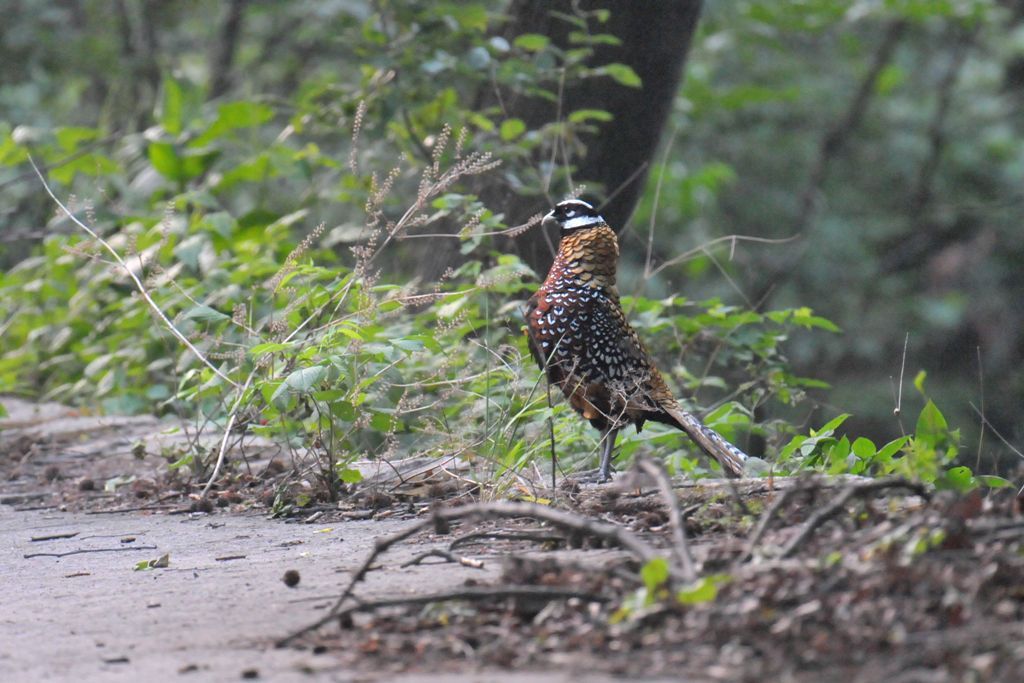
[541,199,605,234]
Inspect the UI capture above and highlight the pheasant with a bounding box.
[524,199,749,482]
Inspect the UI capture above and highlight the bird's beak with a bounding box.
[541,210,557,230]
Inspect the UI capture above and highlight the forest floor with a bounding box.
[1,397,1022,682]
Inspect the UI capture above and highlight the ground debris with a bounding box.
[296,479,1024,680]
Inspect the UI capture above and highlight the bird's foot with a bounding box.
[563,467,614,486]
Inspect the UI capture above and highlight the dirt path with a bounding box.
[5,398,1022,681]
[2,506,629,682]
[1,507,449,680]
[0,398,625,681]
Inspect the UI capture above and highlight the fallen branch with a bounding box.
[30,532,80,542]
[24,545,158,559]
[401,549,484,569]
[277,500,658,646]
[635,457,696,582]
[448,529,566,550]
[29,156,238,388]
[85,493,182,514]
[332,585,608,624]
[781,478,929,558]
[738,485,804,564]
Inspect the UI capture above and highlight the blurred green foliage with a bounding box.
[0,1,1019,491]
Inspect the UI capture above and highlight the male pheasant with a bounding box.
[524,199,749,481]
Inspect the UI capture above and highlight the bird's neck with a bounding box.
[544,225,619,291]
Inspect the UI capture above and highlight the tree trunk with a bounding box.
[492,1,702,272]
[419,1,703,279]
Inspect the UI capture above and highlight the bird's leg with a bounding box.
[597,427,620,482]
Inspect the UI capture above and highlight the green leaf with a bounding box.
[875,436,910,463]
[602,63,642,88]
[160,76,184,135]
[271,366,327,403]
[790,307,840,332]
[55,127,100,152]
[148,142,218,182]
[812,413,850,437]
[514,33,550,51]
[977,475,1013,488]
[217,153,272,187]
[370,412,395,432]
[337,467,363,484]
[851,437,876,460]
[676,575,729,605]
[915,400,948,441]
[499,118,526,141]
[194,101,274,146]
[875,64,905,95]
[568,109,614,124]
[181,305,229,323]
[249,342,295,356]
[389,338,425,353]
[330,400,356,421]
[913,370,927,394]
[640,557,669,592]
[942,465,976,493]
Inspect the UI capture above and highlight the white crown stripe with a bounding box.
[559,199,594,210]
[561,214,603,230]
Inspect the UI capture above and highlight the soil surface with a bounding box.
[0,398,629,682]
[3,397,1023,682]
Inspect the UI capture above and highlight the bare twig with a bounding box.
[646,234,799,279]
[797,20,907,236]
[200,370,258,497]
[907,29,973,228]
[738,485,803,564]
[84,492,183,514]
[966,402,1024,496]
[974,346,985,471]
[635,457,696,582]
[30,532,80,542]
[277,500,659,646]
[24,545,157,559]
[332,585,608,622]
[208,0,248,99]
[400,549,484,569]
[0,133,120,191]
[754,20,907,301]
[780,478,928,558]
[967,402,1024,463]
[29,156,238,388]
[449,529,565,550]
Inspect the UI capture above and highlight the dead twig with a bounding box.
[400,549,484,569]
[780,478,929,558]
[277,500,659,646]
[30,532,80,542]
[24,545,158,559]
[738,485,802,564]
[332,585,608,624]
[85,492,183,514]
[29,156,238,388]
[635,457,696,583]
[449,529,565,551]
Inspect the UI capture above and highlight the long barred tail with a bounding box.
[664,406,748,478]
